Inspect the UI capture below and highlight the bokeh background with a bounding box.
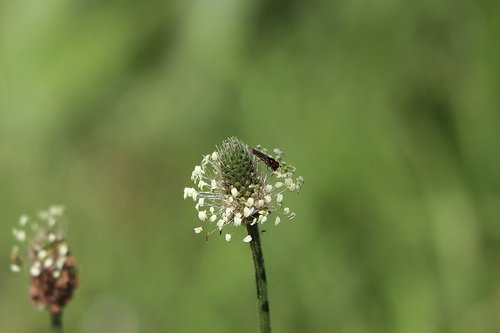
[1,0,500,332]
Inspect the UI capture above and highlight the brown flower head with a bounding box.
[10,206,78,314]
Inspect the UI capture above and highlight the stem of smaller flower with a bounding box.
[246,223,271,333]
[51,312,63,333]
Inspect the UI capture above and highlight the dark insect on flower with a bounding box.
[252,148,280,171]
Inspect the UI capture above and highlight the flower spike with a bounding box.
[10,205,78,316]
[183,137,303,241]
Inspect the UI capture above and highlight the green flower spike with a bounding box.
[184,136,303,242]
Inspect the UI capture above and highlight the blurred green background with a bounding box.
[1,0,500,332]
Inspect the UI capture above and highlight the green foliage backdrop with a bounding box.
[1,0,499,332]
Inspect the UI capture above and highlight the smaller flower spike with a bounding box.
[10,205,78,315]
[183,137,303,241]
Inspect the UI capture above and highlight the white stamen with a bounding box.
[198,180,208,190]
[198,211,207,221]
[243,207,254,218]
[47,217,56,227]
[49,205,65,216]
[183,188,198,201]
[12,228,26,242]
[30,264,41,277]
[19,215,29,226]
[56,257,66,269]
[234,213,242,226]
[38,250,48,259]
[195,198,205,210]
[191,165,204,180]
[217,220,225,229]
[44,257,54,268]
[59,244,69,256]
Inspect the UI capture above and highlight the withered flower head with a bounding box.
[10,206,78,314]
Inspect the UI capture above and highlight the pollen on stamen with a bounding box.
[19,215,29,226]
[11,264,21,273]
[243,207,254,218]
[12,228,26,242]
[234,213,243,226]
[198,211,207,221]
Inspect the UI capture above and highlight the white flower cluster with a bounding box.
[10,205,71,279]
[184,138,303,242]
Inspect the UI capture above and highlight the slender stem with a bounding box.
[51,312,63,333]
[246,223,271,333]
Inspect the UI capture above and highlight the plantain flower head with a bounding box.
[183,137,303,242]
[10,205,78,314]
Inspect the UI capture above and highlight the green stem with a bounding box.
[246,223,271,333]
[51,312,63,333]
